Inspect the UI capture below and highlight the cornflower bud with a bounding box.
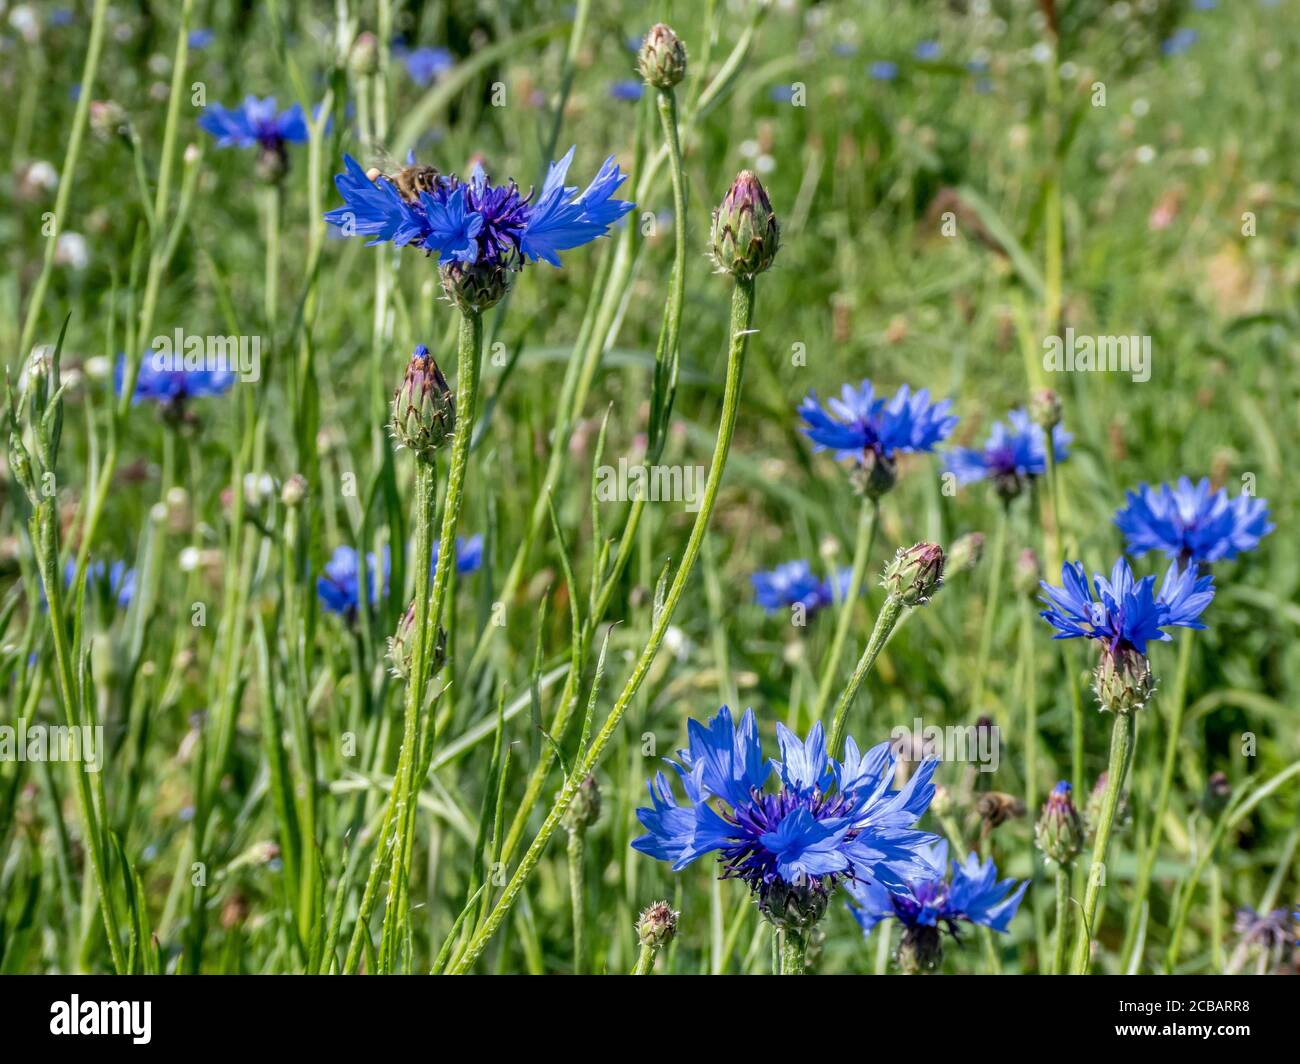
[848,448,896,499]
[637,900,679,949]
[391,345,455,461]
[1093,645,1154,713]
[1085,771,1130,840]
[898,925,943,974]
[710,171,780,278]
[89,99,127,142]
[386,600,447,680]
[637,23,687,89]
[882,542,945,606]
[1035,781,1083,866]
[563,774,602,833]
[1012,547,1042,597]
[758,876,830,932]
[1201,770,1232,817]
[281,473,308,507]
[1029,387,1063,430]
[440,260,513,314]
[349,31,379,76]
[946,532,985,576]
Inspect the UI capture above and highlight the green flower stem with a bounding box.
[631,941,656,975]
[827,594,906,759]
[811,496,878,725]
[1068,642,1085,799]
[567,828,586,974]
[448,278,757,974]
[1053,864,1070,975]
[1121,628,1194,970]
[1020,597,1040,816]
[1070,707,1136,974]
[377,309,482,969]
[375,458,437,971]
[779,930,807,976]
[262,184,280,327]
[971,501,1007,717]
[1043,439,1064,577]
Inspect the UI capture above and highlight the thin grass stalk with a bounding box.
[827,595,906,758]
[971,502,1007,717]
[811,496,878,724]
[1070,708,1136,973]
[15,0,111,361]
[1121,628,1194,969]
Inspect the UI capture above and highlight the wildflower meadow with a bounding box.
[3,0,1299,1007]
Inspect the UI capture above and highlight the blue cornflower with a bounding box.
[609,80,644,101]
[199,95,313,180]
[914,41,942,61]
[751,561,852,619]
[1163,28,1199,56]
[434,534,484,576]
[115,355,234,417]
[402,46,454,87]
[198,95,309,150]
[1115,476,1273,565]
[188,28,215,50]
[869,61,899,82]
[846,839,1027,972]
[317,546,390,619]
[324,146,634,273]
[633,706,940,926]
[800,380,958,462]
[800,379,957,496]
[946,408,1071,499]
[1039,557,1214,656]
[45,560,135,611]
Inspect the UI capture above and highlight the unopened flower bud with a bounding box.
[882,542,945,606]
[758,877,829,932]
[946,532,985,576]
[255,143,289,184]
[710,171,780,278]
[1029,387,1063,430]
[638,23,687,90]
[1093,645,1154,713]
[349,31,379,76]
[1035,780,1083,866]
[386,600,446,680]
[7,433,37,501]
[1085,771,1130,840]
[636,900,678,949]
[440,260,513,313]
[89,99,127,141]
[898,925,943,974]
[564,774,601,833]
[848,448,896,498]
[391,345,455,461]
[1012,547,1042,597]
[1201,770,1232,816]
[281,473,308,507]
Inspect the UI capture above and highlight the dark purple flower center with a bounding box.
[716,786,855,895]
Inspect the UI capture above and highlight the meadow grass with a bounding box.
[1,0,1297,976]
